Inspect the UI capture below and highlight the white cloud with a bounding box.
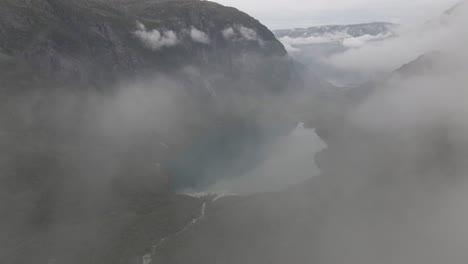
[278,31,392,52]
[134,22,179,51]
[341,33,392,48]
[190,27,211,44]
[327,13,468,74]
[222,27,236,40]
[222,25,262,43]
[281,40,301,53]
[279,32,349,46]
[239,26,259,41]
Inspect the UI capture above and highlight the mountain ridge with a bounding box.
[274,22,396,39]
[0,0,287,87]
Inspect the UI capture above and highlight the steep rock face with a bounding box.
[0,0,287,86]
[0,0,294,194]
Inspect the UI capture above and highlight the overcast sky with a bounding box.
[213,0,459,29]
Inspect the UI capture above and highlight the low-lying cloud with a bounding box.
[341,33,392,48]
[310,5,468,263]
[222,27,236,40]
[135,22,264,49]
[222,25,262,43]
[190,27,211,44]
[239,26,259,41]
[134,22,179,50]
[328,7,468,74]
[279,31,392,53]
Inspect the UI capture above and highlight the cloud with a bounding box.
[309,7,468,262]
[279,33,344,52]
[280,32,349,46]
[190,27,211,44]
[222,25,262,43]
[278,31,392,53]
[327,9,468,74]
[281,40,301,53]
[239,26,259,41]
[134,22,179,50]
[341,33,392,48]
[222,27,236,40]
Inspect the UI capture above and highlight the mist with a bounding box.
[159,1,468,263]
[304,2,468,263]
[0,60,303,262]
[328,3,468,74]
[2,0,468,263]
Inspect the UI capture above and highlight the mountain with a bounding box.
[6,1,464,264]
[0,0,287,86]
[272,22,397,87]
[139,5,468,264]
[444,0,467,16]
[393,52,444,78]
[0,1,302,263]
[274,22,396,52]
[275,22,396,39]
[0,0,297,189]
[394,1,467,79]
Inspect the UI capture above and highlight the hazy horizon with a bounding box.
[213,0,459,29]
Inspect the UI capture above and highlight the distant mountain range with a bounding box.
[274,22,396,51]
[271,22,397,87]
[274,22,396,39]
